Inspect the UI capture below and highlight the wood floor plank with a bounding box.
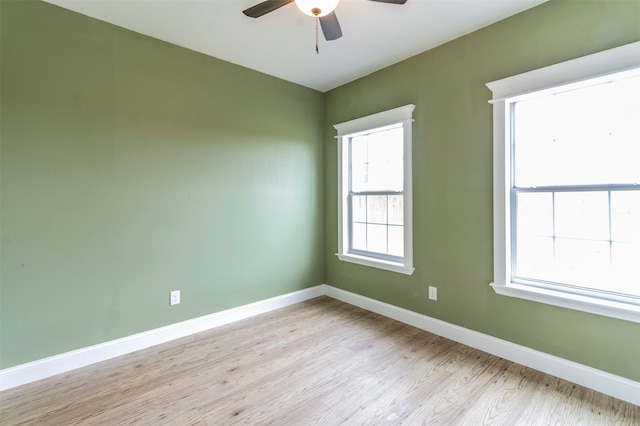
[1,296,638,425]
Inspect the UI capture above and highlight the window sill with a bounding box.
[336,253,415,275]
[490,281,640,323]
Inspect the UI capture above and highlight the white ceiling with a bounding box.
[43,0,547,92]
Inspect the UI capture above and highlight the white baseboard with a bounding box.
[0,285,324,391]
[2,283,638,407]
[323,285,640,406]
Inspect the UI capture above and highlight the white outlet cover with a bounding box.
[428,286,437,301]
[170,290,181,305]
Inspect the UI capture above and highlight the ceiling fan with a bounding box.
[243,0,408,42]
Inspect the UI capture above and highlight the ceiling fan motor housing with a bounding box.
[295,0,340,17]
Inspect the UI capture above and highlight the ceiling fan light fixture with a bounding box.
[294,0,340,17]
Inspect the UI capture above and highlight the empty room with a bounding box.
[1,0,639,424]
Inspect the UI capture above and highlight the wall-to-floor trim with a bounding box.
[322,285,640,406]
[0,286,324,391]
[2,284,638,406]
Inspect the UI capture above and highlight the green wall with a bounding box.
[0,0,324,368]
[325,0,640,381]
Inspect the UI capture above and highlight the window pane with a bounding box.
[367,195,387,224]
[351,140,369,193]
[351,126,403,192]
[352,195,367,223]
[517,192,553,237]
[514,74,640,187]
[554,238,610,289]
[388,195,403,225]
[367,224,387,254]
[611,191,640,243]
[515,236,554,281]
[611,242,640,297]
[352,223,366,251]
[388,225,404,257]
[554,192,609,241]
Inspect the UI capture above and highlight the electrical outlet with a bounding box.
[428,286,437,301]
[170,290,181,306]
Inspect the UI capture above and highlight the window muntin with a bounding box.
[486,41,640,322]
[334,105,415,275]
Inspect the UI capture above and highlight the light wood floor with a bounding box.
[1,296,638,425]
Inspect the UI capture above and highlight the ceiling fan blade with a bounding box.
[368,0,408,4]
[319,12,343,41]
[243,0,294,18]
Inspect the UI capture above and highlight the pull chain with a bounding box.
[315,17,319,54]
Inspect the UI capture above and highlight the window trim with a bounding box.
[486,41,640,323]
[334,104,415,275]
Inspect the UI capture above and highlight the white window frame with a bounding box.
[486,41,640,323]
[334,105,415,275]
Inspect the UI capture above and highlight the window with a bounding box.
[334,105,415,275]
[486,42,640,322]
